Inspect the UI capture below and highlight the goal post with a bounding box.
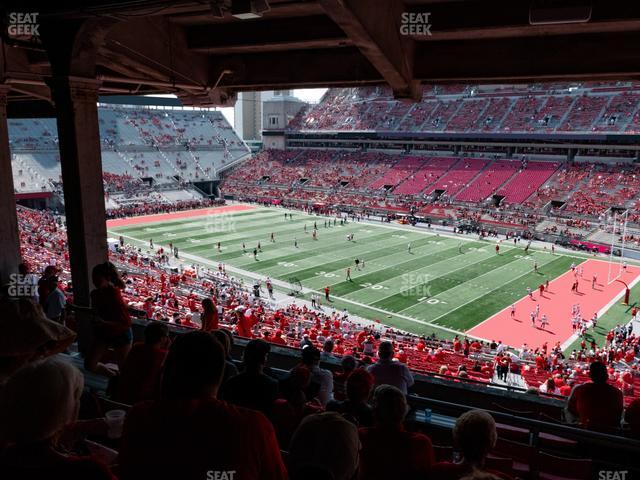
[616,279,631,305]
[607,209,629,285]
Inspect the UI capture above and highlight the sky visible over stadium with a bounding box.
[222,88,326,125]
[147,88,327,128]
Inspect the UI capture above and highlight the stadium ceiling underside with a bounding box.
[3,0,640,115]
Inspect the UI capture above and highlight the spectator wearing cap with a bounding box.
[223,339,278,417]
[300,334,313,349]
[367,341,414,395]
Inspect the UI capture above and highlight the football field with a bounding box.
[108,204,639,349]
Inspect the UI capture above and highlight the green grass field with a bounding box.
[109,205,625,346]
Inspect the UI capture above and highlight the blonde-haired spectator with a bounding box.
[431,409,512,479]
[0,358,114,479]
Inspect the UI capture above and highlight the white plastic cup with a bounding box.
[105,409,127,439]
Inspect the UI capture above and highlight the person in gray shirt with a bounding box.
[367,341,414,395]
[42,276,66,324]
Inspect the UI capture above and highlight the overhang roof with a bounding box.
[2,0,640,115]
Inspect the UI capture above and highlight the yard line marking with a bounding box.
[355,247,507,305]
[407,255,562,327]
[114,231,476,339]
[111,221,553,338]
[300,239,464,289]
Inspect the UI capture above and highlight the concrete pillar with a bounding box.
[48,77,107,306]
[0,85,21,284]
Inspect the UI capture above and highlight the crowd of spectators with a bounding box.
[1,291,637,479]
[4,202,640,478]
[12,205,640,407]
[287,83,640,134]
[0,290,511,479]
[221,151,640,234]
[105,198,223,219]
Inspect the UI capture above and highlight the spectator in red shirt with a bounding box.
[0,358,114,480]
[288,412,360,480]
[114,322,170,405]
[567,361,623,430]
[200,298,218,332]
[272,365,324,446]
[118,331,287,480]
[236,306,258,338]
[86,262,132,377]
[431,409,511,480]
[453,336,462,353]
[535,354,546,371]
[559,380,574,397]
[358,385,434,480]
[271,330,287,345]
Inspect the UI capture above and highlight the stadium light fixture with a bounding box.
[212,69,233,90]
[231,0,270,20]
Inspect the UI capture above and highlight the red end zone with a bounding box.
[106,204,255,228]
[467,259,639,349]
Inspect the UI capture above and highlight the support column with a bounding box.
[0,85,21,284]
[48,77,107,306]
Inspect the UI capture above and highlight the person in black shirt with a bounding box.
[326,367,374,427]
[223,339,278,417]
